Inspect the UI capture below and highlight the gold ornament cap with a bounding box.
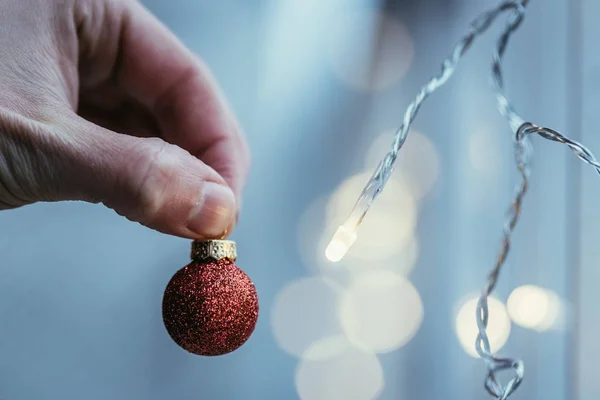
[191,240,237,262]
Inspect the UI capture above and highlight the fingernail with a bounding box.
[187,182,236,238]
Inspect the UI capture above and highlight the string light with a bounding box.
[475,5,529,398]
[477,1,599,398]
[326,1,528,263]
[326,0,600,398]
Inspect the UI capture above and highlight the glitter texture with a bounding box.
[162,259,259,356]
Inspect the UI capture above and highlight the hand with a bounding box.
[0,0,250,239]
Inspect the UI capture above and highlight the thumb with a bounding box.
[59,116,237,239]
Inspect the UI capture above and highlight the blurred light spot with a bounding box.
[455,296,511,358]
[327,10,414,91]
[272,277,343,358]
[507,285,561,332]
[365,130,440,199]
[345,237,419,277]
[468,129,502,177]
[296,336,384,400]
[340,271,423,353]
[327,173,417,261]
[382,237,419,276]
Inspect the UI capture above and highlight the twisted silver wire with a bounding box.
[348,0,525,243]
[518,123,600,174]
[475,3,528,399]
[342,6,531,399]
[477,0,600,398]
[388,0,523,159]
[338,0,600,398]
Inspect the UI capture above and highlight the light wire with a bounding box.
[475,3,528,399]
[328,1,600,398]
[477,0,600,397]
[326,0,526,262]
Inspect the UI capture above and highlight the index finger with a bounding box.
[116,1,250,201]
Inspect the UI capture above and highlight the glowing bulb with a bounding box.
[324,170,416,262]
[325,224,357,262]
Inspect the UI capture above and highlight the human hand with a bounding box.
[0,0,250,239]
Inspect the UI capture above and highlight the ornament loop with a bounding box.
[191,240,237,262]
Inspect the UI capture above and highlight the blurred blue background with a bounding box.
[2,0,600,399]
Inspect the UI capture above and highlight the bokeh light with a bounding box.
[295,336,384,400]
[364,130,440,199]
[327,10,414,91]
[507,285,562,332]
[340,270,423,353]
[272,277,343,358]
[342,236,420,277]
[327,172,417,261]
[455,296,511,358]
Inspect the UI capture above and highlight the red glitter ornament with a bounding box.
[162,240,258,356]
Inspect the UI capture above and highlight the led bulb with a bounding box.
[326,224,357,262]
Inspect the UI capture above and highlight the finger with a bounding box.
[54,115,237,240]
[78,94,160,138]
[115,1,250,202]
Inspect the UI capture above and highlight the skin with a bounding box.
[0,0,250,239]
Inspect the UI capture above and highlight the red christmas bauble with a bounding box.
[162,241,258,356]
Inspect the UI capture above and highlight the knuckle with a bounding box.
[0,109,62,204]
[127,139,181,226]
